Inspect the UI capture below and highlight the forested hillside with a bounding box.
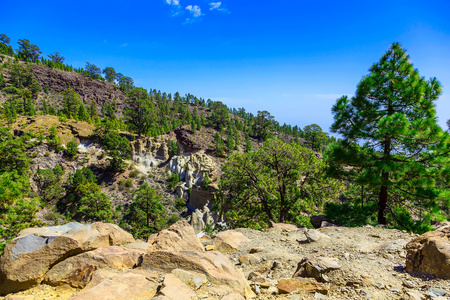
[0,34,448,255]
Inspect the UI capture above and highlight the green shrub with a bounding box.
[324,201,378,228]
[175,197,186,211]
[66,140,78,158]
[129,169,139,178]
[167,172,179,190]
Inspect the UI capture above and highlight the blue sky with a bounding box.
[2,0,450,132]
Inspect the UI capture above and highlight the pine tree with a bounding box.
[124,88,156,136]
[329,42,450,226]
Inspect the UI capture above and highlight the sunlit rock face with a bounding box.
[168,152,215,188]
[130,137,171,169]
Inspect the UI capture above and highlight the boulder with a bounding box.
[0,222,135,295]
[148,220,204,252]
[69,269,158,300]
[277,278,328,295]
[171,269,207,290]
[44,246,144,288]
[310,215,331,229]
[160,273,196,300]
[293,256,341,282]
[141,250,254,297]
[304,229,330,243]
[213,230,249,253]
[405,226,450,279]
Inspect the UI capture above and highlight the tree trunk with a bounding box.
[378,172,388,224]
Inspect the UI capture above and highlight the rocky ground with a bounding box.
[224,225,450,299]
[0,221,448,300]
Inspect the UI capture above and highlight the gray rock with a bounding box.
[294,256,341,282]
[427,287,448,298]
[402,280,415,288]
[314,292,329,299]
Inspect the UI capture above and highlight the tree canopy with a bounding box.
[215,138,340,229]
[328,42,450,226]
[124,88,156,136]
[252,110,275,141]
[48,51,65,64]
[16,39,42,61]
[303,124,327,152]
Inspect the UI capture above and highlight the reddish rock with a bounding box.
[277,278,328,295]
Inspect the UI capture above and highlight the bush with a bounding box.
[129,169,139,178]
[324,201,378,228]
[169,140,178,157]
[175,197,186,211]
[202,173,211,190]
[66,140,78,158]
[167,172,179,190]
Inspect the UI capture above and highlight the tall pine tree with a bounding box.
[329,43,450,226]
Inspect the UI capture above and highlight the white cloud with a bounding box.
[165,0,183,16]
[122,43,128,47]
[165,0,180,5]
[186,5,202,17]
[209,2,221,10]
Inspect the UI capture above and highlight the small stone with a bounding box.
[314,292,329,299]
[221,293,245,300]
[252,284,261,294]
[266,286,278,295]
[205,245,216,251]
[239,254,259,265]
[249,247,264,254]
[404,289,425,300]
[305,230,330,243]
[427,287,448,298]
[403,280,415,288]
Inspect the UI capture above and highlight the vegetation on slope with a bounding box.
[0,33,448,256]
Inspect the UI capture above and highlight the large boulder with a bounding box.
[0,222,135,295]
[213,230,249,253]
[69,269,158,300]
[141,250,254,298]
[147,220,204,252]
[44,246,144,288]
[309,215,331,229]
[405,226,450,279]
